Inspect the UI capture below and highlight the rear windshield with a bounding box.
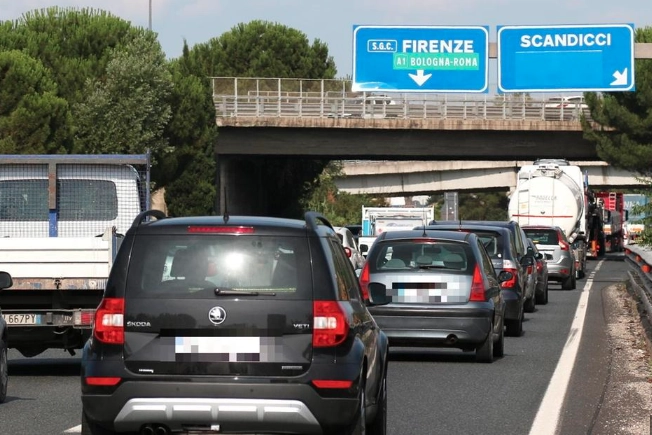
[126,235,312,300]
[473,231,504,259]
[368,240,475,273]
[524,229,559,245]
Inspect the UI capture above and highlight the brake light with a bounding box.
[527,265,533,274]
[559,240,570,251]
[312,380,353,389]
[358,263,370,301]
[313,301,349,347]
[187,226,254,234]
[536,261,543,274]
[85,377,121,386]
[501,267,519,289]
[93,298,124,345]
[469,265,486,302]
[343,247,352,258]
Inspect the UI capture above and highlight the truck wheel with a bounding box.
[0,340,7,403]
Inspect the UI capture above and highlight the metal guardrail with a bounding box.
[625,244,652,328]
[211,77,592,122]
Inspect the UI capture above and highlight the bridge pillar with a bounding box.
[215,156,266,216]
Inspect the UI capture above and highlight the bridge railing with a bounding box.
[211,77,591,122]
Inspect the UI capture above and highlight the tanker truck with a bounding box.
[508,159,605,279]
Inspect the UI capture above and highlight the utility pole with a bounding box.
[148,0,152,31]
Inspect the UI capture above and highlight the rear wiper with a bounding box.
[416,265,446,269]
[214,288,275,296]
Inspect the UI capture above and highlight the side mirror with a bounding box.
[526,246,535,256]
[368,283,391,306]
[498,271,514,283]
[535,252,544,260]
[360,244,369,254]
[0,271,13,290]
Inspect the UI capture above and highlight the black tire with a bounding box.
[349,382,367,435]
[505,309,523,337]
[0,340,7,403]
[81,411,112,435]
[536,285,548,305]
[493,317,505,358]
[367,377,387,435]
[561,274,575,290]
[524,295,536,313]
[475,326,494,363]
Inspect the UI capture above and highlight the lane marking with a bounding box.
[528,260,604,435]
[63,425,80,433]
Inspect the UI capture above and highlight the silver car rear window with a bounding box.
[369,241,474,272]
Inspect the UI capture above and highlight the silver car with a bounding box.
[360,229,510,363]
[522,225,576,290]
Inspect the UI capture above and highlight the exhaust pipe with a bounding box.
[154,425,170,435]
[445,334,458,345]
[141,425,154,435]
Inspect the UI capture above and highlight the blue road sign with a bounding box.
[498,24,635,93]
[353,25,489,93]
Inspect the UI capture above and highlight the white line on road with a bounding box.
[528,260,604,435]
[63,425,80,433]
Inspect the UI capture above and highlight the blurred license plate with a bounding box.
[3,314,40,325]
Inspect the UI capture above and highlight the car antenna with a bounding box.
[223,189,230,224]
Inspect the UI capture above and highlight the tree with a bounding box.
[0,7,147,106]
[0,50,71,154]
[300,161,386,225]
[185,20,336,79]
[582,26,652,176]
[158,45,219,216]
[180,21,339,217]
[73,34,172,155]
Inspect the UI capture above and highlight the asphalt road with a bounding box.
[0,256,633,435]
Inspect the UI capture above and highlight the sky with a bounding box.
[0,0,650,83]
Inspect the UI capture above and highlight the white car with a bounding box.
[544,96,588,109]
[334,226,366,270]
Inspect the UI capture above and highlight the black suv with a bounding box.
[81,211,388,435]
[0,271,12,403]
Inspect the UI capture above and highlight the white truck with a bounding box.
[507,159,603,278]
[0,154,150,357]
[359,206,435,255]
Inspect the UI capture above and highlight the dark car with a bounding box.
[81,210,388,435]
[0,271,12,403]
[527,238,549,305]
[420,224,535,337]
[359,229,509,363]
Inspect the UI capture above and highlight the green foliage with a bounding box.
[0,50,71,153]
[301,162,387,225]
[0,7,147,105]
[183,20,337,79]
[72,34,173,155]
[582,26,652,176]
[458,192,509,221]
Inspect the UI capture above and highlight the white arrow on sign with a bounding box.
[610,68,628,86]
[409,70,432,86]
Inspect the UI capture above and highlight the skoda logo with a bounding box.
[208,306,227,325]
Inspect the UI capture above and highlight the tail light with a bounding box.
[536,261,543,274]
[558,231,570,251]
[343,247,352,258]
[526,265,533,274]
[469,265,486,302]
[501,259,519,289]
[313,301,349,347]
[94,298,124,345]
[358,262,370,301]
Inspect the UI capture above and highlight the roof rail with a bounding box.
[131,210,167,229]
[304,211,334,232]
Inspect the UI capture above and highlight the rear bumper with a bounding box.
[81,355,364,434]
[368,305,493,348]
[547,260,573,280]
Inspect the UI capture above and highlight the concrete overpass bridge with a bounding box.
[209,75,649,213]
[333,160,646,196]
